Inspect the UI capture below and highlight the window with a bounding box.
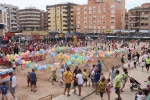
[84,26,87,28]
[89,6,92,10]
[89,11,92,15]
[84,21,87,24]
[89,25,92,29]
[111,15,115,19]
[89,16,92,20]
[98,11,101,14]
[77,29,80,32]
[89,21,92,24]
[103,10,106,14]
[98,16,100,19]
[111,4,115,9]
[93,16,96,19]
[93,6,96,10]
[103,26,106,29]
[93,26,96,29]
[102,15,106,19]
[111,10,115,14]
[93,11,96,14]
[84,11,87,15]
[84,16,87,20]
[89,30,92,33]
[78,16,80,20]
[77,12,80,15]
[98,30,100,33]
[142,12,144,15]
[77,7,80,10]
[103,21,106,24]
[93,21,96,24]
[98,21,100,25]
[77,21,80,24]
[111,20,115,24]
[84,7,87,10]
[98,26,100,29]
[98,6,101,10]
[103,5,106,9]
[93,30,96,33]
[111,25,114,29]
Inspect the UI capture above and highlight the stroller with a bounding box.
[129,77,142,91]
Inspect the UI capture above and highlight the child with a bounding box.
[106,79,111,100]
[136,91,143,100]
[27,72,30,87]
[52,71,57,85]
[73,76,78,95]
[83,69,88,86]
[141,58,145,72]
[0,82,8,100]
[97,77,106,100]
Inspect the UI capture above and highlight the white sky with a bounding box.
[0,0,150,11]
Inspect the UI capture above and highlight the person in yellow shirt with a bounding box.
[145,56,150,73]
[83,69,88,86]
[63,67,73,97]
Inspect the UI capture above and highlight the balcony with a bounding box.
[129,20,140,23]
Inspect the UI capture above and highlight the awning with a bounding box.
[2,37,8,41]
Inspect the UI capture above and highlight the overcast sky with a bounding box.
[0,0,150,11]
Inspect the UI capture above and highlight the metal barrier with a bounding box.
[38,94,53,100]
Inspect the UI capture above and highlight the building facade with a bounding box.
[76,0,125,34]
[18,7,48,31]
[0,7,8,36]
[125,12,128,30]
[128,3,150,32]
[0,3,18,32]
[46,3,77,33]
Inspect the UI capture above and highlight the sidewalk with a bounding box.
[53,57,149,100]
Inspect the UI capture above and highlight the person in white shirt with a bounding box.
[143,53,148,61]
[136,91,144,100]
[76,69,83,96]
[59,65,65,87]
[10,73,17,100]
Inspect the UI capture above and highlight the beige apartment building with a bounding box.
[19,7,48,31]
[128,3,150,32]
[0,3,18,32]
[0,7,8,36]
[76,0,125,34]
[46,3,77,33]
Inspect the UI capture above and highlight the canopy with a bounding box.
[0,68,13,76]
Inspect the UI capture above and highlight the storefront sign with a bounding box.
[23,31,48,36]
[104,30,113,34]
[139,30,148,33]
[33,35,43,40]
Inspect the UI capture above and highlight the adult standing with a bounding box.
[76,70,83,96]
[10,72,17,100]
[97,60,102,72]
[73,66,79,76]
[128,49,132,69]
[120,70,128,92]
[94,70,101,94]
[109,66,116,87]
[90,65,96,91]
[114,70,122,100]
[63,67,73,97]
[13,44,19,54]
[121,54,125,69]
[59,65,65,87]
[30,69,37,92]
[145,56,150,73]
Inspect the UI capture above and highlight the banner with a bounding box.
[104,30,113,34]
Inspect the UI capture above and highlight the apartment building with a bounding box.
[128,3,150,31]
[46,3,77,33]
[19,7,48,31]
[76,0,125,34]
[0,3,18,32]
[0,7,8,36]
